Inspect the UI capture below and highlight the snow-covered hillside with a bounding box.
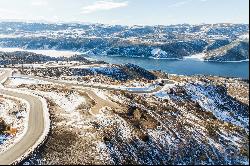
[0,22,248,61]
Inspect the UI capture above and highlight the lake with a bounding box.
[0,47,248,79]
[88,55,249,79]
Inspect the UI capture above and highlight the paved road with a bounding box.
[11,74,126,115]
[0,68,173,164]
[15,75,173,94]
[0,70,172,164]
[0,70,45,165]
[11,74,175,115]
[13,75,176,115]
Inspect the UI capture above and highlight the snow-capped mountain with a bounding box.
[0,22,249,61]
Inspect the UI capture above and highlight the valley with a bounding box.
[0,22,249,165]
[0,53,249,164]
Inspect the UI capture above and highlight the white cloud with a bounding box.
[0,8,22,20]
[31,0,48,7]
[0,8,47,22]
[169,0,208,8]
[0,8,20,15]
[81,0,128,14]
[169,0,191,8]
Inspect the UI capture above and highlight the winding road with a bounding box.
[0,69,172,164]
[10,74,172,115]
[0,70,46,165]
[14,74,171,94]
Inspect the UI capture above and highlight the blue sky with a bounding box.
[0,0,248,25]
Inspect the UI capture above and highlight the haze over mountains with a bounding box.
[0,22,249,62]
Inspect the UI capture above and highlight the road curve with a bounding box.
[0,71,45,165]
[0,69,172,163]
[11,75,172,115]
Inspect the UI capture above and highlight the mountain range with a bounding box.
[0,22,249,61]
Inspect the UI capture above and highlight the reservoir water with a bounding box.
[0,47,248,79]
[89,55,249,79]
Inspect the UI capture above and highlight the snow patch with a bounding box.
[184,53,205,61]
[7,77,50,87]
[0,47,82,58]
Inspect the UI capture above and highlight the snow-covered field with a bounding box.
[6,77,50,87]
[0,47,82,58]
[37,91,86,113]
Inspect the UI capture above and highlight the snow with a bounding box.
[151,48,167,56]
[14,64,46,68]
[239,34,249,40]
[6,77,86,113]
[44,61,81,67]
[10,74,161,93]
[0,34,21,38]
[7,77,50,87]
[124,84,157,92]
[150,48,181,60]
[95,109,132,140]
[109,83,159,92]
[35,91,86,113]
[0,47,82,58]
[88,82,161,93]
[154,91,169,99]
[184,53,205,61]
[148,130,174,145]
[0,97,17,124]
[8,77,83,109]
[0,47,24,52]
[153,83,176,99]
[185,82,249,129]
[92,89,110,101]
[70,64,109,69]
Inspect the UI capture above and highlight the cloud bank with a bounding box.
[81,0,128,14]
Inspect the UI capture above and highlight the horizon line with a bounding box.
[0,19,249,27]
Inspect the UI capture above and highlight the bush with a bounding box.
[0,118,8,134]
